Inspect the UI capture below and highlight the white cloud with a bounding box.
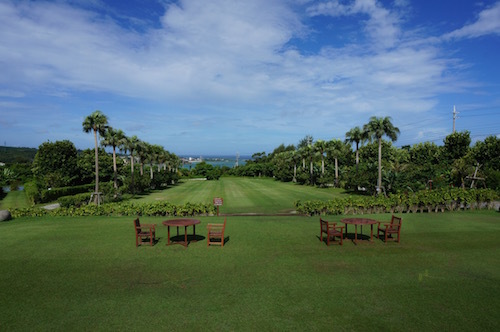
[0,0,491,153]
[306,0,401,49]
[444,1,500,39]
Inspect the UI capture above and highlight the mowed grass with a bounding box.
[1,211,499,331]
[0,190,30,209]
[135,177,345,214]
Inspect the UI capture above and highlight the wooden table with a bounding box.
[162,219,201,247]
[341,218,378,244]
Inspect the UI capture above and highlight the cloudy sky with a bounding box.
[1,0,499,156]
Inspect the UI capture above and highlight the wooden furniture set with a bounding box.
[134,217,227,248]
[134,214,401,248]
[320,215,402,246]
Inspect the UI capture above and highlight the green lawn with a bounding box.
[0,190,29,209]
[1,211,499,331]
[135,177,346,214]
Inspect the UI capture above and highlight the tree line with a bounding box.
[1,110,181,203]
[1,113,499,203]
[228,116,499,194]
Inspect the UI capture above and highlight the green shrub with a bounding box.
[10,201,217,218]
[295,188,499,216]
[23,181,40,205]
[58,193,92,208]
[40,184,94,203]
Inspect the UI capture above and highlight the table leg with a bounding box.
[167,226,171,245]
[355,224,358,243]
[370,224,374,241]
[184,226,188,247]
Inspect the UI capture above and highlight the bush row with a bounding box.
[294,188,499,216]
[58,193,92,208]
[10,201,217,218]
[41,184,95,203]
[23,182,95,204]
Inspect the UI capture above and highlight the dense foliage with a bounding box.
[226,131,500,194]
[0,146,37,163]
[31,140,79,188]
[294,188,498,216]
[1,113,499,215]
[10,201,216,218]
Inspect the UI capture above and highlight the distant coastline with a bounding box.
[180,155,250,169]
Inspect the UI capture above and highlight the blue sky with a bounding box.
[0,0,499,156]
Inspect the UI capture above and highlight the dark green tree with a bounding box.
[443,131,471,164]
[77,148,113,186]
[32,140,79,188]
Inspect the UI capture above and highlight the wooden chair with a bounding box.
[134,218,156,247]
[320,218,344,246]
[207,217,227,247]
[377,215,402,243]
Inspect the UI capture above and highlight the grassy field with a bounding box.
[1,210,499,331]
[0,189,30,209]
[135,177,346,214]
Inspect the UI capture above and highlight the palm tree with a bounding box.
[158,149,168,172]
[363,116,400,194]
[148,144,163,180]
[135,140,148,176]
[82,110,108,203]
[124,135,140,194]
[291,150,301,183]
[101,127,126,192]
[345,126,368,170]
[327,139,344,187]
[314,140,327,174]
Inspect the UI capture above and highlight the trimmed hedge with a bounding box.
[295,188,499,216]
[10,201,217,218]
[23,181,40,205]
[40,184,94,203]
[58,193,92,208]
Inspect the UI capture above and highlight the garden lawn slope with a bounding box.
[1,211,499,331]
[136,177,345,214]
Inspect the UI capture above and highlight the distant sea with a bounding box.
[180,155,250,169]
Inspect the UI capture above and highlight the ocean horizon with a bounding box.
[180,154,250,169]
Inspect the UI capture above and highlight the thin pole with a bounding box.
[452,105,458,133]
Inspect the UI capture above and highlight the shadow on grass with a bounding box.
[168,234,206,246]
[136,237,160,247]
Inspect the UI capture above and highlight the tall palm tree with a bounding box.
[363,116,400,194]
[101,127,126,192]
[148,144,163,180]
[345,126,368,170]
[327,139,344,187]
[124,135,140,194]
[82,110,108,203]
[135,140,147,176]
[314,140,327,174]
[291,150,301,183]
